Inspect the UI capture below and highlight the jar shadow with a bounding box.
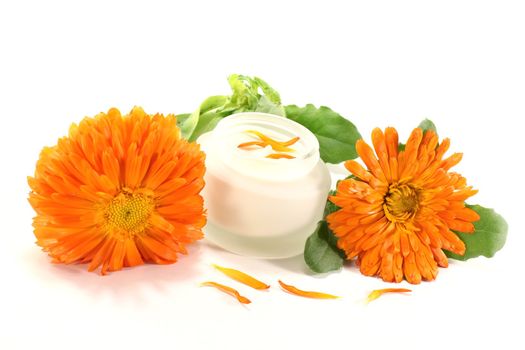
[267,254,351,278]
[266,254,314,275]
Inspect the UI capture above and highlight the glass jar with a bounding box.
[197,112,331,258]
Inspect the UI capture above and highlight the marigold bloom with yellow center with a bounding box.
[327,127,480,284]
[28,107,206,274]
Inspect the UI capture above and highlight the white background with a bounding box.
[1,1,524,349]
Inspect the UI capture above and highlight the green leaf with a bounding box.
[322,190,342,248]
[418,118,437,136]
[445,204,508,260]
[304,221,345,273]
[255,95,286,116]
[188,112,223,142]
[183,74,286,140]
[200,95,228,114]
[178,96,228,140]
[176,113,191,133]
[304,190,346,273]
[225,74,284,115]
[253,76,281,104]
[178,108,200,140]
[225,74,261,111]
[285,104,361,164]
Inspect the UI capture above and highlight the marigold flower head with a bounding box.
[28,107,206,274]
[327,127,479,284]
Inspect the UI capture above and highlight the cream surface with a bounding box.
[210,113,319,181]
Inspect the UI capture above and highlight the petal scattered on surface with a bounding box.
[201,281,252,304]
[212,264,270,290]
[278,280,339,299]
[367,288,412,303]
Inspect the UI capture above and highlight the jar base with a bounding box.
[203,221,318,259]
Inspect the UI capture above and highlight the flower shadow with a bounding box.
[22,243,204,302]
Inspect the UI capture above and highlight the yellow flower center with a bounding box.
[383,183,420,222]
[103,188,155,239]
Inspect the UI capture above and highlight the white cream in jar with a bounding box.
[198,112,331,258]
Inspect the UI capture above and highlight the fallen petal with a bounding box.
[212,264,270,290]
[278,280,339,299]
[201,281,252,304]
[367,288,412,303]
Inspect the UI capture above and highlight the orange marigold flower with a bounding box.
[327,127,480,284]
[28,107,206,274]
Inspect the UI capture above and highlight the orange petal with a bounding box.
[281,136,300,146]
[266,153,295,159]
[367,288,412,303]
[278,280,339,299]
[455,207,481,222]
[201,281,251,304]
[441,152,463,171]
[400,128,423,177]
[384,127,399,158]
[371,128,391,181]
[212,264,270,290]
[403,252,422,284]
[237,141,267,149]
[356,139,387,182]
[344,160,373,182]
[246,130,298,152]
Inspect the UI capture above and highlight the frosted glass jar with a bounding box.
[197,112,331,258]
